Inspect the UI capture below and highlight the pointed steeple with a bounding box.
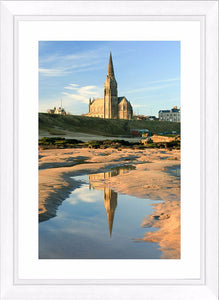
[104,52,118,119]
[107,52,115,78]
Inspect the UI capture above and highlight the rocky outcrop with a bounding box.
[141,135,180,144]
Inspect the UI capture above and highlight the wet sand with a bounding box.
[39,148,180,258]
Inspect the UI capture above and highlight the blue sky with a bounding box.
[39,41,180,116]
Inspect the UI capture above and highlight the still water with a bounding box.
[39,167,162,259]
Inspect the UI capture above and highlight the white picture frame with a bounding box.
[0,1,218,299]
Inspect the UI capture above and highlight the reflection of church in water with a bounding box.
[88,172,118,237]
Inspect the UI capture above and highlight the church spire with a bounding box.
[107,52,115,78]
[104,52,118,119]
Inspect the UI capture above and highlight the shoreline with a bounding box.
[39,147,180,258]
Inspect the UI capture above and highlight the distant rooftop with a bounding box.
[159,107,180,113]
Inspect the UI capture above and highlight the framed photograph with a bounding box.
[0,1,218,299]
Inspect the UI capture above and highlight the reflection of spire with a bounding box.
[88,171,118,237]
[104,188,117,237]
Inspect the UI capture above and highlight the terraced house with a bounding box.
[159,106,181,122]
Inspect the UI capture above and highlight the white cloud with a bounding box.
[39,47,107,78]
[39,60,104,77]
[146,77,180,85]
[39,96,75,113]
[38,54,60,65]
[40,47,105,65]
[62,84,102,104]
[133,104,148,108]
[39,68,70,77]
[62,92,87,102]
[64,86,78,90]
[64,83,80,90]
[67,185,102,205]
[79,86,99,95]
[127,78,180,94]
[39,45,133,80]
[127,84,174,94]
[39,83,102,114]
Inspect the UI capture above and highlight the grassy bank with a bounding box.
[39,113,180,137]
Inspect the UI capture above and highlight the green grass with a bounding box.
[39,113,180,137]
[47,128,66,135]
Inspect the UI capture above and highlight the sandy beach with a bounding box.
[39,147,180,259]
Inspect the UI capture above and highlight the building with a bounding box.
[135,115,157,121]
[131,129,151,137]
[146,116,157,121]
[47,104,66,115]
[158,106,180,122]
[86,52,133,119]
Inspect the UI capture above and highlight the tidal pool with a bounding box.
[39,167,162,259]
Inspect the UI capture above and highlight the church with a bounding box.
[86,52,133,119]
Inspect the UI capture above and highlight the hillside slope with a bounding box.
[39,113,180,137]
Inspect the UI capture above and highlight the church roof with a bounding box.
[91,98,104,103]
[118,96,126,103]
[118,97,132,108]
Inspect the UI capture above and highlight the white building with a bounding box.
[158,106,180,122]
[47,106,66,115]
